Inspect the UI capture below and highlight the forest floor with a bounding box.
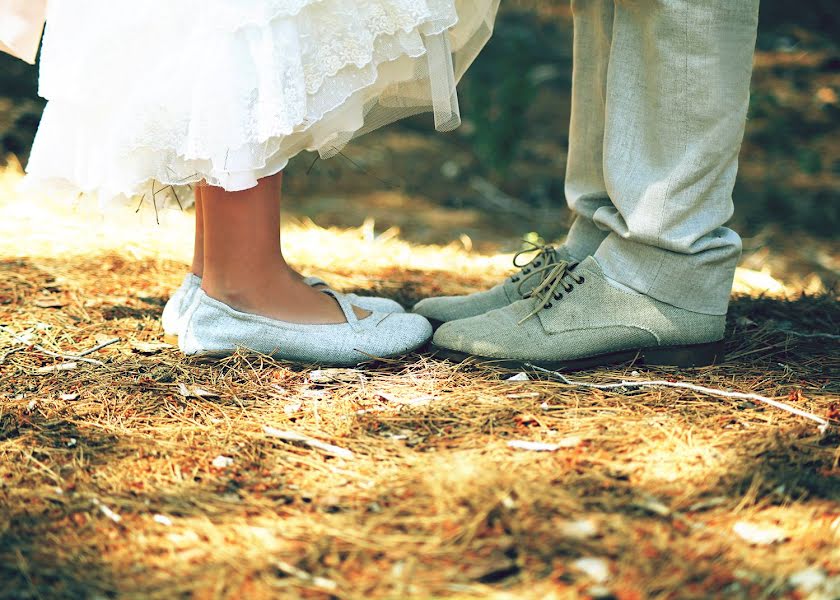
[0,162,838,600]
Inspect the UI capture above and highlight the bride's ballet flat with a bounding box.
[161,272,404,341]
[180,288,431,366]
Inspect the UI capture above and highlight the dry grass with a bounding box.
[1,162,839,600]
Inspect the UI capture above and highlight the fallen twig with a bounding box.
[77,337,120,357]
[0,326,118,367]
[777,329,840,341]
[92,498,122,524]
[527,364,833,433]
[263,426,354,460]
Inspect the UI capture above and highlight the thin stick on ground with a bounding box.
[0,326,118,367]
[526,363,834,433]
[76,337,120,357]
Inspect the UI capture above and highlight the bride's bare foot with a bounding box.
[198,173,371,325]
[203,266,369,324]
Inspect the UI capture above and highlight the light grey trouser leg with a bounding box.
[587,0,760,315]
[563,0,613,261]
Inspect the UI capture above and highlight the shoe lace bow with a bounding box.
[508,241,560,286]
[516,260,584,324]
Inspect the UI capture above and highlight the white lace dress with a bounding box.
[25,0,498,199]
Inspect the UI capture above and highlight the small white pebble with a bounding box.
[540,402,549,411]
[557,436,582,448]
[789,567,827,593]
[211,455,234,468]
[153,514,174,527]
[26,399,38,412]
[506,372,530,382]
[92,499,122,524]
[559,518,599,540]
[60,393,79,401]
[284,401,303,416]
[631,371,640,377]
[586,585,614,599]
[440,161,461,179]
[67,438,77,447]
[733,521,787,545]
[572,557,610,583]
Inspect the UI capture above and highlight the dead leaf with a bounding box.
[507,440,561,452]
[34,297,66,309]
[178,383,219,399]
[130,340,173,355]
[37,362,78,374]
[376,391,436,407]
[506,372,529,381]
[310,368,366,384]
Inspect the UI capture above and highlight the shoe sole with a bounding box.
[430,340,725,371]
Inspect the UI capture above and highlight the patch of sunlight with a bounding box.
[0,159,512,283]
[630,434,737,489]
[0,158,820,297]
[0,157,194,262]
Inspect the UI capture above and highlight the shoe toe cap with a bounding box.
[413,296,482,323]
[433,308,533,358]
[432,316,487,352]
[366,313,432,357]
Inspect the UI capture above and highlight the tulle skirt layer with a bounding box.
[25,0,498,200]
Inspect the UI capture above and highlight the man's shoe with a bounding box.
[161,273,405,341]
[413,243,578,328]
[431,257,725,370]
[179,289,431,366]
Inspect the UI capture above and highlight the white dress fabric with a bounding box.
[25,0,498,200]
[0,0,47,64]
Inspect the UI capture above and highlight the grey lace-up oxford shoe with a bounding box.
[413,242,579,329]
[432,257,726,370]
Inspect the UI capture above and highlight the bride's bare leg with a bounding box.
[191,185,205,278]
[191,179,323,287]
[200,172,365,324]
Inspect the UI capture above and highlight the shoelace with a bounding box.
[508,241,560,286]
[516,260,585,324]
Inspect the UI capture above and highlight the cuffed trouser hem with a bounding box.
[564,214,609,261]
[594,231,741,316]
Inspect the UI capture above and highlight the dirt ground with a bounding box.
[0,162,838,599]
[0,4,838,598]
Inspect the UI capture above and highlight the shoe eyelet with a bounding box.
[511,277,520,282]
[545,303,553,309]
[565,285,574,293]
[578,276,585,284]
[534,261,541,267]
[524,269,531,274]
[553,293,562,300]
